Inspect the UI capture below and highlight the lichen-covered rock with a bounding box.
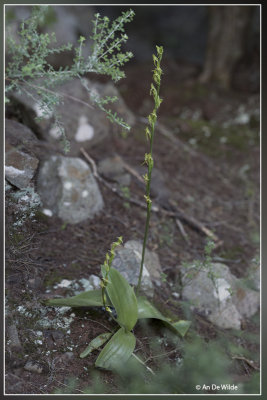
[181,263,260,330]
[37,155,104,224]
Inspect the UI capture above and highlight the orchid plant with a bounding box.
[47,46,191,371]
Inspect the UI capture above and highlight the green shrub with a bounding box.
[5,5,135,152]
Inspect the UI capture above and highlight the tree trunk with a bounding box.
[199,6,253,89]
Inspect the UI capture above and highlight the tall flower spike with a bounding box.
[136,46,164,295]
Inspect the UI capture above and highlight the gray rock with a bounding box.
[181,263,260,330]
[5,119,44,190]
[112,247,153,298]
[98,156,131,186]
[233,284,260,318]
[79,275,101,292]
[11,78,135,156]
[124,240,163,286]
[111,240,162,297]
[5,119,40,152]
[5,143,39,189]
[37,155,104,224]
[246,254,260,291]
[24,361,43,374]
[7,324,22,350]
[5,119,40,189]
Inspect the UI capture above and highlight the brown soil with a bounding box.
[5,58,260,394]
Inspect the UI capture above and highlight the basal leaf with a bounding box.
[80,332,112,358]
[106,268,138,331]
[95,327,136,370]
[46,289,104,307]
[171,320,191,337]
[137,296,191,337]
[137,296,167,320]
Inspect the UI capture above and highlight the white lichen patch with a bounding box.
[17,305,33,318]
[78,275,101,293]
[82,190,88,198]
[78,278,94,292]
[10,188,42,228]
[42,208,53,217]
[57,306,71,314]
[37,306,74,331]
[75,116,94,142]
[64,181,72,190]
[54,279,73,289]
[5,165,25,176]
[49,125,62,139]
[213,278,232,302]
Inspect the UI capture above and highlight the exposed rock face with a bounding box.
[5,119,40,189]
[5,144,39,189]
[111,240,163,298]
[181,263,260,330]
[37,155,104,224]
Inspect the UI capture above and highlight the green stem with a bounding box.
[136,46,163,296]
[137,201,152,295]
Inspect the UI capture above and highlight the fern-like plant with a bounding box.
[5,6,135,152]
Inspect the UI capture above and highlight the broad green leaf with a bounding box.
[137,296,191,337]
[172,320,191,337]
[46,289,104,308]
[80,332,112,358]
[137,296,167,320]
[95,327,136,370]
[106,268,138,331]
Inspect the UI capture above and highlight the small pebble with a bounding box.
[24,361,43,374]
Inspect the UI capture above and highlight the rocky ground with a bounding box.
[5,57,260,394]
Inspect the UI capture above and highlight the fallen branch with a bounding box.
[80,148,222,246]
[175,218,191,244]
[115,154,145,185]
[231,355,260,371]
